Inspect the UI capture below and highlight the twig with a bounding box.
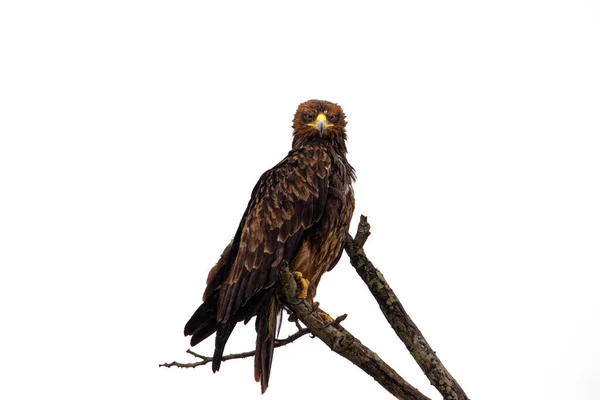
[279,266,430,400]
[159,327,311,369]
[345,215,470,400]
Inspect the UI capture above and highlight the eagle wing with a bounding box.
[215,146,331,323]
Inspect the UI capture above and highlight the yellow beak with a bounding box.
[308,113,333,136]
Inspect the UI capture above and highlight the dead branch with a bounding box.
[159,326,311,369]
[345,215,470,400]
[162,215,470,399]
[279,266,430,400]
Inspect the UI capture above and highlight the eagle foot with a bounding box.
[309,301,320,314]
[292,271,310,300]
[289,298,305,305]
[317,311,334,327]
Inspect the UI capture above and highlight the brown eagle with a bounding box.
[184,99,355,392]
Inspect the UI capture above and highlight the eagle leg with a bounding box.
[292,271,310,300]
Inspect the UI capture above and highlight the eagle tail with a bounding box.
[254,293,279,393]
[184,295,237,374]
[184,295,219,346]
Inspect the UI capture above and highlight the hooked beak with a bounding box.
[317,119,326,136]
[312,113,331,137]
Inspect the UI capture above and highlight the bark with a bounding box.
[279,266,430,400]
[344,215,470,400]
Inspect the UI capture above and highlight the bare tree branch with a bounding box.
[159,327,311,369]
[279,266,430,400]
[162,215,470,399]
[345,215,470,400]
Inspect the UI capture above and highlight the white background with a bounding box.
[1,1,599,399]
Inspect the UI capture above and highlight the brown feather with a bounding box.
[216,147,332,323]
[254,294,278,393]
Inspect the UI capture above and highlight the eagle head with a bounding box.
[292,99,347,140]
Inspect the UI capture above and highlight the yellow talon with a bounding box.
[317,311,334,324]
[293,271,310,300]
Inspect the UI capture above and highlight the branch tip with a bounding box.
[354,215,371,248]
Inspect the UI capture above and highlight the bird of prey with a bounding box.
[184,99,355,393]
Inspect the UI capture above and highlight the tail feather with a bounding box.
[254,294,279,393]
[184,294,218,340]
[212,321,236,372]
[189,319,218,347]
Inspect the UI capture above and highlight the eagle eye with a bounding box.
[329,114,339,123]
[302,113,313,123]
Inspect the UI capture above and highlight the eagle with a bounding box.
[184,99,355,393]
